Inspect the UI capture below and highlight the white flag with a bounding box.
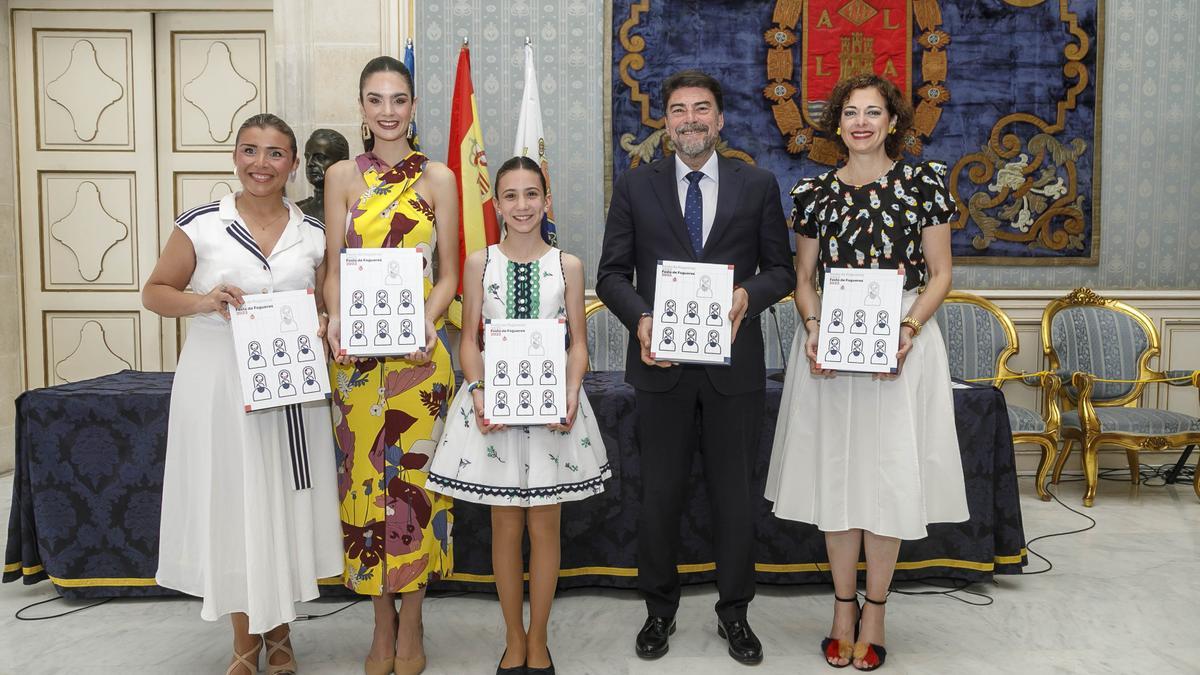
[514,40,557,244]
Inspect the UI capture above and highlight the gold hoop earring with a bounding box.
[835,128,841,136]
[888,127,896,135]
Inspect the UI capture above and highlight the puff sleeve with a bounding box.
[912,161,957,226]
[789,177,821,237]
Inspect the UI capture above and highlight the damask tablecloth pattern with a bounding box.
[6,371,1025,599]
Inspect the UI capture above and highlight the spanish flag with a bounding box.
[446,41,500,328]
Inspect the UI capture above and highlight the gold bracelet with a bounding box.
[900,316,923,337]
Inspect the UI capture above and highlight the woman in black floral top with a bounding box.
[764,74,968,671]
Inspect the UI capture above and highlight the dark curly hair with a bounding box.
[819,74,913,159]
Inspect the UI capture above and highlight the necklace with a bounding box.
[241,209,288,231]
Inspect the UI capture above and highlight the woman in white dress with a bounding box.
[765,75,969,671]
[143,114,342,675]
[426,157,611,674]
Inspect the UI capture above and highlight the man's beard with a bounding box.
[672,123,716,158]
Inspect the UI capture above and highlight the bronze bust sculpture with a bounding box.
[296,128,350,222]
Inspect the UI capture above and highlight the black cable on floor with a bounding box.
[294,599,363,621]
[15,595,113,621]
[886,579,995,606]
[1018,478,1097,576]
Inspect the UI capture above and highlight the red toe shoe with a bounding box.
[820,593,859,668]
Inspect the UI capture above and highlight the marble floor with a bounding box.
[1,471,1198,675]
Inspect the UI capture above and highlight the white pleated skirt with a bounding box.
[426,385,611,507]
[765,292,969,540]
[156,319,343,634]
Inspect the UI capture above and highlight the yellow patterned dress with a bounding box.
[333,151,453,595]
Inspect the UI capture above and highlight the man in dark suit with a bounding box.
[596,70,795,665]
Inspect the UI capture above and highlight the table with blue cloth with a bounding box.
[5,370,1026,598]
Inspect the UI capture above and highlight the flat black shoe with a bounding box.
[496,647,526,675]
[526,648,554,674]
[717,617,764,665]
[635,615,676,659]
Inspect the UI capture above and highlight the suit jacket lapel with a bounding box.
[650,157,697,260]
[702,155,743,258]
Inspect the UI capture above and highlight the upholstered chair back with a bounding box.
[936,297,1016,385]
[1049,305,1151,403]
[585,302,628,372]
[760,299,798,371]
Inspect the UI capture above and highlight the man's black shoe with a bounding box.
[635,616,676,659]
[717,617,764,665]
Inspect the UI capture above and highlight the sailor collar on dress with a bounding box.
[218,192,322,270]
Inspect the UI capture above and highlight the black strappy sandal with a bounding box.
[820,593,860,668]
[852,596,888,671]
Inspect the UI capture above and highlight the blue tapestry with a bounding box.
[610,0,1102,264]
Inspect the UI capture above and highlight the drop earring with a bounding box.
[407,122,414,141]
[361,121,372,142]
[835,128,841,136]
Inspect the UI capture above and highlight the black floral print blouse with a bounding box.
[790,161,957,290]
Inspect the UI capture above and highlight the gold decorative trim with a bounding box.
[42,550,1029,589]
[1064,287,1110,307]
[1042,284,1200,506]
[950,0,1103,266]
[765,0,934,166]
[614,1,754,168]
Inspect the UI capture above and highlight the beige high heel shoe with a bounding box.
[226,638,262,675]
[392,651,425,675]
[393,621,425,675]
[364,654,395,675]
[264,632,298,675]
[365,609,400,675]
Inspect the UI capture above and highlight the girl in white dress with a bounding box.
[765,75,968,671]
[143,114,342,675]
[426,157,610,674]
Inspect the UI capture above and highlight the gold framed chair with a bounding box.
[583,300,607,319]
[934,291,1063,500]
[1042,288,1200,507]
[583,299,626,372]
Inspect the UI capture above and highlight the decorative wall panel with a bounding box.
[173,172,236,217]
[36,30,134,150]
[44,312,139,385]
[40,172,136,289]
[172,33,267,151]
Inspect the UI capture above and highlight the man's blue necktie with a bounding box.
[683,170,704,257]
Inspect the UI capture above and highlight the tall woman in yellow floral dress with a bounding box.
[323,56,459,675]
